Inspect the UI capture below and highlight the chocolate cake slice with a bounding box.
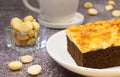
[66,19,120,68]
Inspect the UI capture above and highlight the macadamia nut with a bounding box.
[20,55,33,63]
[112,10,120,17]
[105,5,113,11]
[27,65,42,76]
[84,2,93,9]
[88,8,98,15]
[8,61,22,71]
[32,22,40,30]
[11,17,22,28]
[108,0,116,6]
[24,15,34,22]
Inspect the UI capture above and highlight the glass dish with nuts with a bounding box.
[5,15,42,53]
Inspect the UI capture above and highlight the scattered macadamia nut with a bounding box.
[112,10,120,17]
[84,2,93,9]
[88,8,98,15]
[20,55,33,63]
[27,65,42,76]
[108,0,116,6]
[8,61,22,71]
[105,5,113,11]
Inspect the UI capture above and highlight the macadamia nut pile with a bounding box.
[10,15,40,46]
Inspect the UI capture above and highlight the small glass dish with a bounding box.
[5,26,46,53]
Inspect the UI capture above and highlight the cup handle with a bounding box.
[22,0,40,13]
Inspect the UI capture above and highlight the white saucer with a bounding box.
[38,12,84,29]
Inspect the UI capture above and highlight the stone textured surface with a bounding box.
[0,0,120,77]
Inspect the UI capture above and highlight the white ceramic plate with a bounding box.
[46,30,120,77]
[38,12,84,29]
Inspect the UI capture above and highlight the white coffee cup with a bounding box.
[22,0,79,23]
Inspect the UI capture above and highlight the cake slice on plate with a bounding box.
[66,19,120,68]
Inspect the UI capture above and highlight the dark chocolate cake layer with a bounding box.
[67,36,120,68]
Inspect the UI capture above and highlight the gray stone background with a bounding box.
[0,0,119,77]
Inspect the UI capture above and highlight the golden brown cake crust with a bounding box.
[66,19,120,53]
